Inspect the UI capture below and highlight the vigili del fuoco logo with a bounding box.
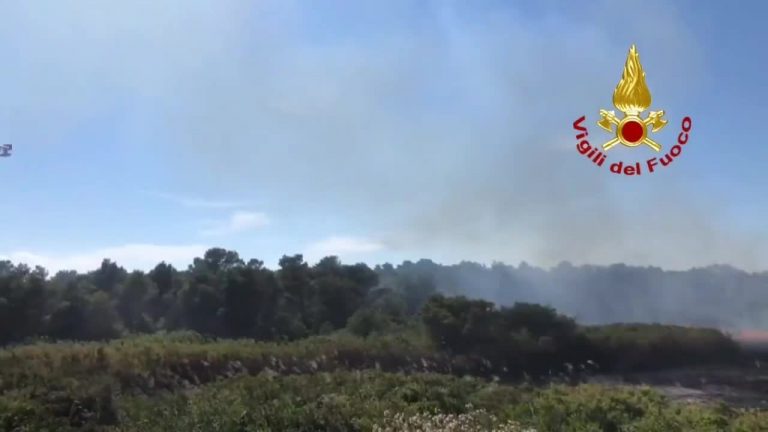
[573,45,692,176]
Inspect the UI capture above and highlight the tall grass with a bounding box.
[0,328,761,431]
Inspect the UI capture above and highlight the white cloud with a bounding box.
[305,236,384,263]
[200,211,270,236]
[0,244,208,273]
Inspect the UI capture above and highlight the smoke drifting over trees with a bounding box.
[1,247,766,348]
[398,260,768,331]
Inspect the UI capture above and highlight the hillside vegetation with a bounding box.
[0,332,765,431]
[0,248,763,430]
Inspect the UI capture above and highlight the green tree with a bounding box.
[277,254,312,332]
[421,295,498,353]
[222,259,280,338]
[147,262,179,325]
[0,263,48,343]
[312,257,378,329]
[90,259,127,293]
[86,291,122,340]
[179,248,246,336]
[116,271,156,333]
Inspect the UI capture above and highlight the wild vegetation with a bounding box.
[0,248,763,430]
[0,332,759,431]
[0,342,768,432]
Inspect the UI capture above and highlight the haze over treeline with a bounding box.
[1,247,766,347]
[388,260,768,331]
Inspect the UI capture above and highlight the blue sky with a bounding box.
[1,0,767,272]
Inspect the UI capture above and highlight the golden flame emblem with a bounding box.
[598,45,667,152]
[613,45,651,115]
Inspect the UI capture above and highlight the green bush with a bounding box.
[0,335,763,431]
[422,296,743,376]
[584,324,742,372]
[113,374,768,432]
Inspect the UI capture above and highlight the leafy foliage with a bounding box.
[0,249,389,344]
[0,248,746,380]
[0,330,761,430]
[0,250,760,430]
[420,296,739,376]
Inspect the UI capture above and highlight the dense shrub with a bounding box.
[0,335,763,431]
[584,324,742,372]
[114,373,768,431]
[422,296,743,377]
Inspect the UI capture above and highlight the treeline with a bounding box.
[421,295,741,375]
[0,248,435,345]
[384,260,768,330]
[7,251,766,346]
[0,247,743,376]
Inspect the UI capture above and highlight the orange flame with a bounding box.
[613,45,652,115]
